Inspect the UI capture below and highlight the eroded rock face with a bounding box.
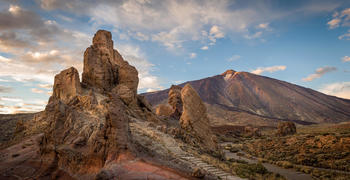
[114,50,139,95]
[52,67,81,103]
[155,104,173,117]
[37,30,147,179]
[82,30,119,93]
[276,122,296,136]
[168,85,183,119]
[180,84,217,151]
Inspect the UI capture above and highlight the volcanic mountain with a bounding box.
[143,70,350,127]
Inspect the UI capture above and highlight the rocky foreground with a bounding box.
[0,30,242,180]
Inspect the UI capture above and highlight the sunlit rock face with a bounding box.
[82,30,119,93]
[51,67,82,104]
[37,30,157,179]
[180,83,218,151]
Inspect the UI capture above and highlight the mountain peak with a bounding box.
[221,69,236,76]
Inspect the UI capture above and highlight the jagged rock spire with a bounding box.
[180,83,217,151]
[82,30,119,93]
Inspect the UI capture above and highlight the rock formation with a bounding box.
[276,121,296,136]
[168,85,183,119]
[180,84,217,151]
[155,104,173,117]
[36,30,159,179]
[52,67,82,103]
[82,30,119,93]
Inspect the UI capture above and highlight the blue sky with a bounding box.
[0,0,350,113]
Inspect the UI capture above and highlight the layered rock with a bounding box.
[180,84,217,151]
[52,67,81,103]
[168,85,183,119]
[113,50,139,95]
[155,104,173,117]
[82,30,119,93]
[37,30,151,179]
[276,122,296,136]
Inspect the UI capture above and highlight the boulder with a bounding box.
[168,85,183,119]
[276,122,296,136]
[180,84,217,151]
[52,67,81,103]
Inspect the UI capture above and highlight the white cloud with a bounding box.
[209,25,225,38]
[0,97,23,102]
[319,81,350,99]
[31,88,45,94]
[327,18,341,29]
[201,46,208,50]
[8,5,21,15]
[342,56,350,62]
[117,44,163,92]
[0,55,11,63]
[38,84,53,90]
[257,23,270,29]
[251,65,286,75]
[227,55,241,62]
[135,32,149,41]
[189,52,197,59]
[244,31,262,39]
[328,8,350,39]
[339,30,350,40]
[302,66,337,82]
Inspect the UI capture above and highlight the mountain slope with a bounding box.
[143,70,350,126]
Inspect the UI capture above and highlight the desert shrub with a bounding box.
[233,163,268,178]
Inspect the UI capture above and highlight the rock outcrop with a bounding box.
[113,50,139,95]
[82,30,119,93]
[36,30,158,179]
[276,122,296,136]
[155,104,173,117]
[168,85,183,119]
[180,84,217,151]
[52,67,81,103]
[82,30,138,96]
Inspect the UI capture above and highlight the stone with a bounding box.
[113,50,139,95]
[82,30,139,96]
[112,85,136,105]
[276,121,296,136]
[192,167,205,178]
[82,30,119,93]
[52,67,81,103]
[180,83,217,151]
[168,85,183,119]
[155,104,173,117]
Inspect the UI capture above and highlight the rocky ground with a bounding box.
[1,29,350,180]
[0,113,36,147]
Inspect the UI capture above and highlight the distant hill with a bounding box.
[142,70,350,127]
